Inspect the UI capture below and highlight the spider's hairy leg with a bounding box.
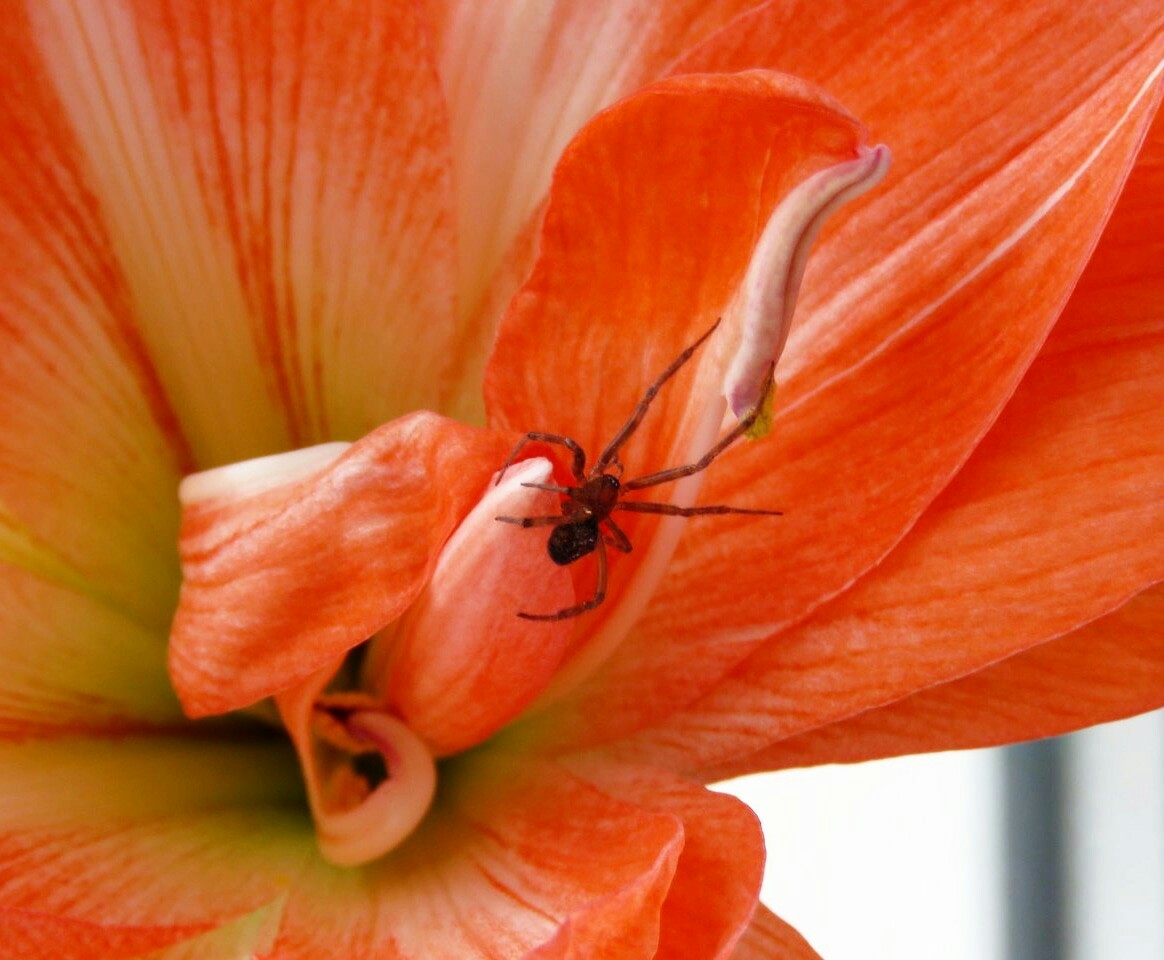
[615,501,782,517]
[622,363,776,492]
[495,515,563,528]
[601,517,633,553]
[592,319,721,475]
[517,539,609,621]
[497,433,587,484]
[521,481,577,495]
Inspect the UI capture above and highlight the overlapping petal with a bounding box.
[730,905,823,960]
[0,566,182,739]
[269,752,684,959]
[568,761,765,960]
[0,736,308,956]
[485,71,868,696]
[22,0,457,467]
[707,584,1164,776]
[170,413,508,716]
[425,0,778,418]
[384,458,575,756]
[531,0,1164,752]
[599,102,1164,774]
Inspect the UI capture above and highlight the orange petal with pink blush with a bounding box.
[383,458,574,756]
[169,413,508,717]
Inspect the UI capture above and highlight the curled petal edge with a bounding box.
[724,144,891,418]
[276,664,437,867]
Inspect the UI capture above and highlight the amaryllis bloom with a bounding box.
[1,0,1162,957]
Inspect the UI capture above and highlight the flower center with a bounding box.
[276,669,437,867]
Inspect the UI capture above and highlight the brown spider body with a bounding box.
[546,475,620,565]
[496,320,780,621]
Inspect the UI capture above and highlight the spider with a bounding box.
[495,319,781,621]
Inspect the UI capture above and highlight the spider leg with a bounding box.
[521,481,577,495]
[495,515,563,528]
[614,501,782,517]
[592,319,721,475]
[497,432,587,484]
[601,516,633,553]
[518,538,608,621]
[622,363,775,491]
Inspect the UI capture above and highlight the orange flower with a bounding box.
[1,1,1161,958]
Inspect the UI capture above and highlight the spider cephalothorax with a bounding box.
[495,320,781,620]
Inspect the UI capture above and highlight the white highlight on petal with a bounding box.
[178,443,350,506]
[724,145,891,417]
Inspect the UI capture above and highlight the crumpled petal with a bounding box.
[277,665,437,867]
[169,413,508,717]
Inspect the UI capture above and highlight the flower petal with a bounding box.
[729,905,823,960]
[277,666,437,867]
[384,458,575,756]
[604,109,1164,773]
[485,70,869,700]
[703,584,1164,778]
[534,4,1164,752]
[0,7,188,628]
[486,70,865,461]
[0,908,197,960]
[140,898,285,960]
[169,413,508,717]
[0,736,309,949]
[268,752,683,960]
[570,761,765,960]
[24,0,456,465]
[424,0,775,416]
[0,565,182,738]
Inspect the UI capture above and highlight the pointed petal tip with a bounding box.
[724,143,891,418]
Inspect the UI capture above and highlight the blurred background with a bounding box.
[719,709,1164,959]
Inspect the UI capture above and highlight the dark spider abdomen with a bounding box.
[548,517,600,565]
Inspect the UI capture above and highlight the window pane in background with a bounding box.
[719,748,1004,960]
[716,709,1164,960]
